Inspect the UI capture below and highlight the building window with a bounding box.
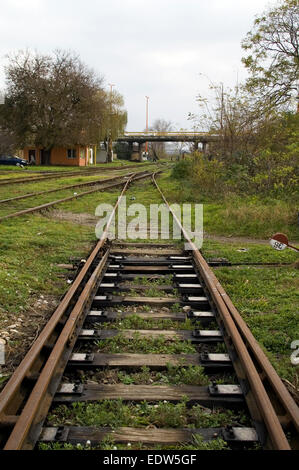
[80,148,85,159]
[67,149,76,159]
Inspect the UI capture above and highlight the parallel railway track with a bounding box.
[0,169,161,222]
[0,171,136,205]
[0,172,298,450]
[0,162,153,186]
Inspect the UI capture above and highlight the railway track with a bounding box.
[0,169,161,222]
[0,162,154,186]
[0,171,136,205]
[0,162,154,176]
[0,172,298,451]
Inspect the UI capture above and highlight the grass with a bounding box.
[0,212,97,381]
[94,332,196,354]
[0,185,108,218]
[0,160,153,174]
[117,364,210,386]
[42,395,249,451]
[0,169,148,218]
[137,173,299,386]
[1,161,297,434]
[57,186,124,215]
[0,215,95,314]
[0,171,129,200]
[202,198,299,241]
[47,398,248,429]
[156,172,299,241]
[38,436,230,451]
[98,315,197,330]
[143,286,172,297]
[78,365,235,387]
[134,275,173,286]
[215,266,299,383]
[201,239,299,265]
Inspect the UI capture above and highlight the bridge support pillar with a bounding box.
[202,142,209,155]
[128,142,133,160]
[130,142,141,161]
[193,141,199,152]
[139,142,145,161]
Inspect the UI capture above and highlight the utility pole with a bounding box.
[107,83,115,163]
[145,96,149,154]
[220,82,224,132]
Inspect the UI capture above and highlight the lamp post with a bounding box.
[145,96,149,153]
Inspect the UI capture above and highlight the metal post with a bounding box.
[145,96,149,153]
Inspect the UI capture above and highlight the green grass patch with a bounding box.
[117,364,210,386]
[99,315,196,331]
[0,215,95,314]
[214,266,299,383]
[0,172,127,201]
[94,332,196,354]
[47,398,248,429]
[156,173,299,241]
[201,239,299,264]
[38,436,230,451]
[134,275,173,286]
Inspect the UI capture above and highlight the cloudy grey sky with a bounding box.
[0,0,274,130]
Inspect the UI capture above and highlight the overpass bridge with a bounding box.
[117,131,220,160]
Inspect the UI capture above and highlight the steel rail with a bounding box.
[0,162,154,186]
[0,171,136,204]
[0,163,150,177]
[3,251,109,450]
[208,272,299,434]
[0,169,156,222]
[0,168,112,186]
[124,131,213,136]
[1,168,293,450]
[152,173,294,450]
[0,171,156,450]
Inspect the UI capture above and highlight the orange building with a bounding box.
[21,145,96,166]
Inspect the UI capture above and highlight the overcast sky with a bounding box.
[0,0,275,130]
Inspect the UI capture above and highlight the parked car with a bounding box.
[0,155,29,166]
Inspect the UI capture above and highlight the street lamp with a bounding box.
[145,96,149,153]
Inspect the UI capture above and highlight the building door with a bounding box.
[28,149,36,164]
[40,149,51,165]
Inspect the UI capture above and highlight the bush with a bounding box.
[171,160,192,179]
[171,155,226,197]
[190,153,226,198]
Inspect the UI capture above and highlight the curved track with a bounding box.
[0,171,297,451]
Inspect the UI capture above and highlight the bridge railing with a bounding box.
[123,131,214,136]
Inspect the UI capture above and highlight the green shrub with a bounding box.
[171,160,192,179]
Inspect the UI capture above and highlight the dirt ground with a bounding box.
[0,294,60,391]
[48,209,98,226]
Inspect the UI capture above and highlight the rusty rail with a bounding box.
[0,169,157,222]
[152,173,298,450]
[0,171,157,449]
[1,168,296,450]
[0,162,154,186]
[0,171,137,205]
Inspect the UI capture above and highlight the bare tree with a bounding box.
[189,83,273,163]
[146,118,173,160]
